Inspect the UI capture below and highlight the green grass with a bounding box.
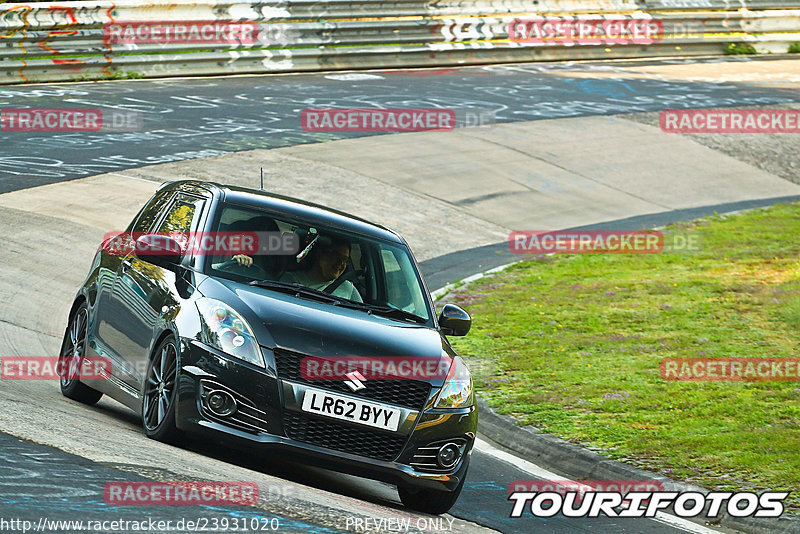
[789,42,800,54]
[71,70,144,82]
[443,203,800,510]
[725,42,758,55]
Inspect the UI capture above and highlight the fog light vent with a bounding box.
[207,390,237,417]
[437,443,461,469]
[409,438,468,472]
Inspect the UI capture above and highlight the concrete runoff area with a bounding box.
[0,112,798,532]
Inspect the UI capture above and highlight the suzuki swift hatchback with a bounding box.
[58,180,476,514]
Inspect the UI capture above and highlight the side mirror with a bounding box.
[135,234,184,268]
[438,304,471,337]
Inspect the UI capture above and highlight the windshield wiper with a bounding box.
[248,279,342,304]
[349,303,428,324]
[248,280,427,324]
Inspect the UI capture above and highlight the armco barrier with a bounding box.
[0,0,799,84]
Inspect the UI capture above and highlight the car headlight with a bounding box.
[196,298,264,368]
[434,356,473,408]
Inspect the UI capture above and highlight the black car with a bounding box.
[58,180,477,514]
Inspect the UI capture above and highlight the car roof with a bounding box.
[162,180,404,244]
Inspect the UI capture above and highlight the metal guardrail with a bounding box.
[0,0,799,84]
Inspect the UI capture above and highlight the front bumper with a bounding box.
[174,340,477,492]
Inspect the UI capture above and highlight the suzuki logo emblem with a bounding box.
[344,370,367,392]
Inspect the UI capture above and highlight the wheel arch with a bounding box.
[67,295,87,321]
[60,296,89,356]
[150,329,179,363]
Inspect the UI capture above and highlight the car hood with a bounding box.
[199,277,451,376]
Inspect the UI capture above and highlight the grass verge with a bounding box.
[442,203,800,510]
[725,42,759,55]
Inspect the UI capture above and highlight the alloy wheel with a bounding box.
[143,341,178,431]
[60,307,88,387]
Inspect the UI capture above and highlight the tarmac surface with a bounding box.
[1,56,799,533]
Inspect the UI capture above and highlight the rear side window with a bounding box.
[157,194,206,250]
[129,190,173,233]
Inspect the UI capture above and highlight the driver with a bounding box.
[210,216,278,278]
[281,236,363,302]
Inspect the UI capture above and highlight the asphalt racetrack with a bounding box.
[2,57,799,192]
[1,56,799,533]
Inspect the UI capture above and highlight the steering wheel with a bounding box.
[216,258,267,279]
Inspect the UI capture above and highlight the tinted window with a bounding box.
[204,203,433,323]
[129,190,173,233]
[157,194,206,250]
[379,244,428,316]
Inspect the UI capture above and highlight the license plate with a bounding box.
[301,388,401,432]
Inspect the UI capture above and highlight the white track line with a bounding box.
[650,512,725,534]
[474,438,723,534]
[107,172,158,183]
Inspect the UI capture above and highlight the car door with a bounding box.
[106,193,207,388]
[93,189,174,378]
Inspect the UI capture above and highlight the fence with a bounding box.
[1,0,799,84]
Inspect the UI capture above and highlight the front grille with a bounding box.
[273,349,432,410]
[283,411,407,462]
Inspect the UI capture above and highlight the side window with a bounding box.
[382,248,410,306]
[129,190,173,233]
[156,195,206,250]
[379,244,427,316]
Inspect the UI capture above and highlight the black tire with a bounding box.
[59,303,103,405]
[142,336,181,443]
[398,476,465,515]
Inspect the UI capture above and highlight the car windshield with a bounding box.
[202,203,432,323]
